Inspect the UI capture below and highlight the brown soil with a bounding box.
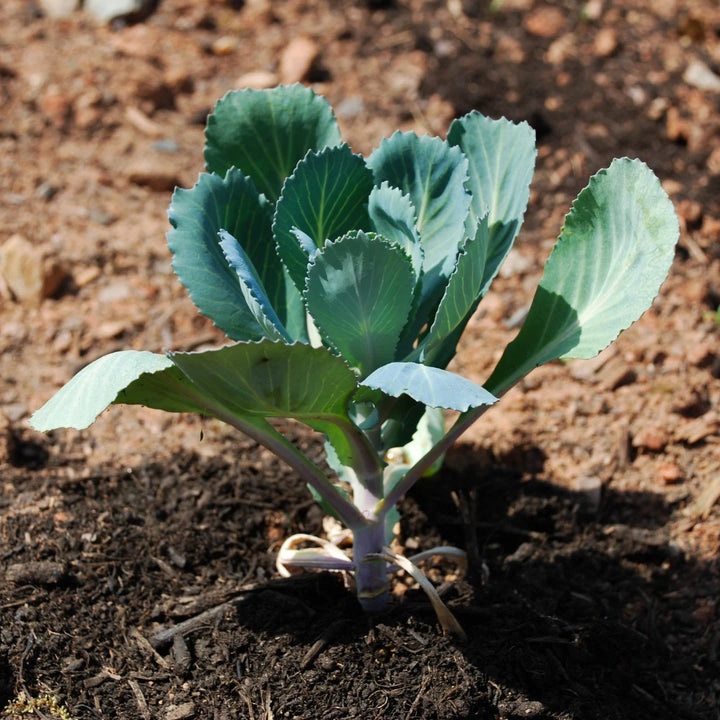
[1,1,720,718]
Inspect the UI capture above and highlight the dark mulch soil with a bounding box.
[2,0,720,718]
[1,432,718,720]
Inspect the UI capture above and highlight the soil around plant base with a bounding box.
[1,0,720,718]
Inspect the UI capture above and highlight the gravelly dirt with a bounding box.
[1,1,720,718]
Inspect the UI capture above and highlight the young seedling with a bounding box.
[31,85,678,637]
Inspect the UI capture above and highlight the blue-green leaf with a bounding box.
[205,85,341,203]
[168,168,287,341]
[273,144,374,293]
[29,351,208,431]
[447,113,536,298]
[168,340,357,422]
[218,230,291,342]
[361,362,497,412]
[304,231,415,377]
[366,132,471,310]
[418,213,490,367]
[367,182,423,284]
[486,158,679,396]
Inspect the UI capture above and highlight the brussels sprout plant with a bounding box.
[31,85,678,637]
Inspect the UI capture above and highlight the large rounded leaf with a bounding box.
[30,351,207,431]
[204,85,341,203]
[447,112,536,299]
[273,144,374,293]
[168,168,285,341]
[361,362,497,412]
[367,132,470,309]
[486,158,679,396]
[417,213,490,367]
[168,340,358,422]
[304,232,415,377]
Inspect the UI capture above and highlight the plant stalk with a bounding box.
[376,403,494,519]
[352,519,390,612]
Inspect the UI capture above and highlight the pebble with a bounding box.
[151,138,181,154]
[236,70,279,90]
[593,27,618,57]
[37,87,72,129]
[211,36,239,56]
[335,95,365,119]
[632,426,668,453]
[37,0,79,18]
[94,320,129,340]
[524,7,566,38]
[127,163,181,192]
[657,461,684,485]
[279,36,319,85]
[495,34,526,64]
[683,59,720,93]
[0,234,68,306]
[84,0,155,23]
[583,0,604,21]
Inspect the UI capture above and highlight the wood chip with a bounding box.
[125,106,164,137]
[675,412,718,444]
[164,702,195,720]
[128,679,151,720]
[279,36,318,84]
[688,475,720,520]
[5,561,69,586]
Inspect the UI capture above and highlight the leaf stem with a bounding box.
[202,402,369,530]
[375,403,493,518]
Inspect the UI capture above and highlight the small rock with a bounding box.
[236,70,279,90]
[593,27,618,57]
[583,0,604,21]
[94,320,129,340]
[700,213,720,238]
[37,87,73,129]
[683,59,720,93]
[0,235,68,305]
[657,461,684,485]
[35,181,60,201]
[707,147,720,176]
[545,35,576,65]
[499,248,534,277]
[676,198,703,227]
[127,163,181,192]
[212,36,239,56]
[495,34,526,64]
[84,0,156,23]
[151,139,181,154]
[279,36,319,85]
[109,23,163,60]
[164,700,195,719]
[647,96,669,121]
[38,0,79,18]
[524,7,566,38]
[632,425,668,453]
[97,281,131,304]
[335,95,365,119]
